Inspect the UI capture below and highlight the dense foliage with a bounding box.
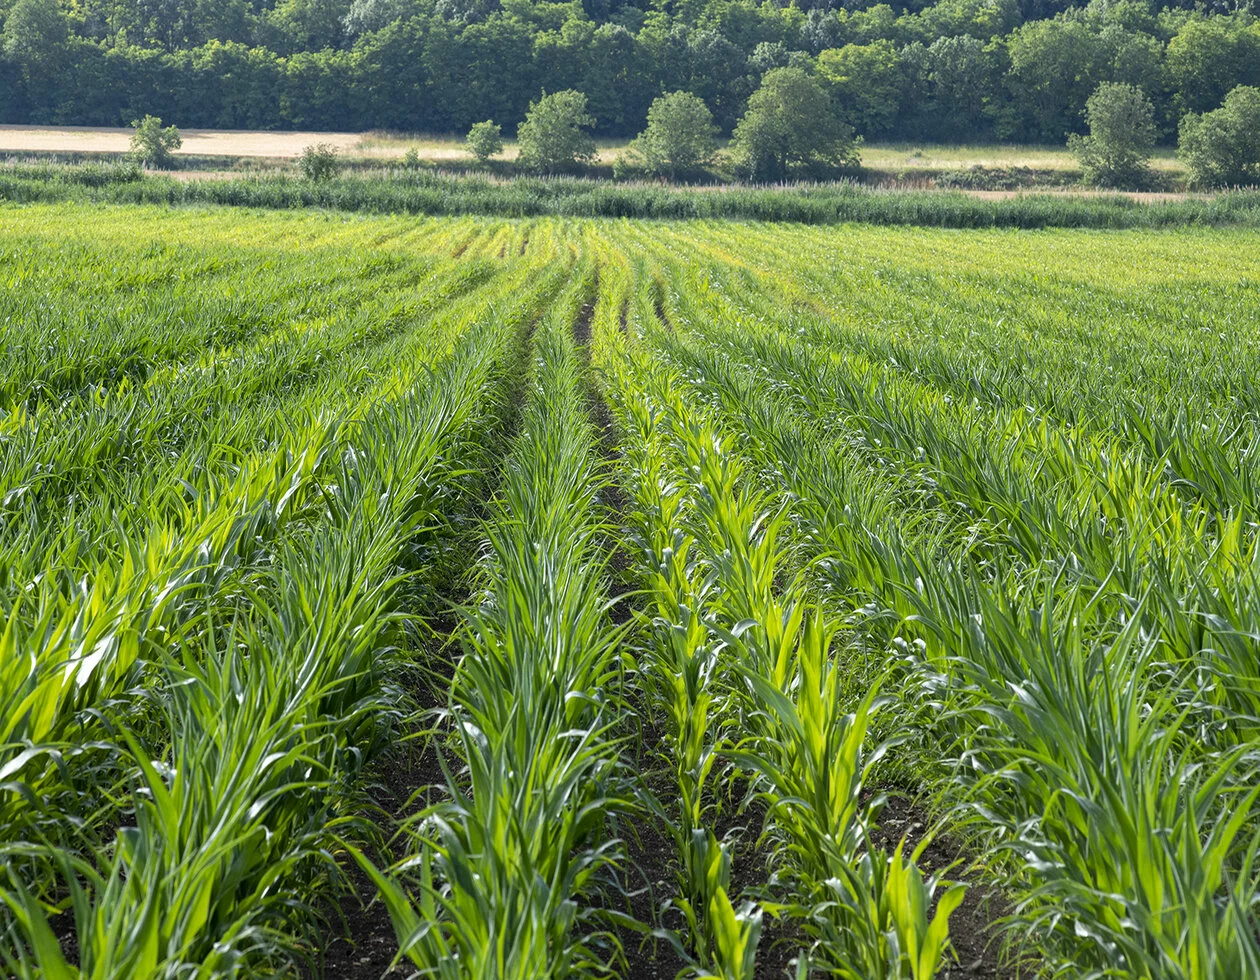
[618,89,718,177]
[1,0,1258,146]
[731,65,858,178]
[516,88,598,171]
[466,118,505,161]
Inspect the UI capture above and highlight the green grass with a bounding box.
[860,141,1186,173]
[1,203,1259,979]
[3,166,1259,228]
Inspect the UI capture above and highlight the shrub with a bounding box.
[1068,83,1158,189]
[1179,86,1260,189]
[299,143,343,181]
[74,161,144,187]
[935,166,1068,190]
[516,91,596,174]
[621,91,718,179]
[402,147,421,168]
[128,115,181,170]
[466,121,504,164]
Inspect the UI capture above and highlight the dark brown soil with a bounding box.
[314,859,413,980]
[654,291,671,332]
[315,741,450,978]
[721,801,800,980]
[571,284,695,977]
[571,269,636,625]
[573,290,596,348]
[307,649,456,979]
[868,794,1016,979]
[614,774,691,980]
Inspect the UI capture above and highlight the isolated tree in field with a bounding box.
[1179,85,1260,188]
[129,115,182,169]
[466,120,504,163]
[1067,82,1157,188]
[731,67,858,182]
[299,142,342,180]
[623,91,718,178]
[516,90,597,173]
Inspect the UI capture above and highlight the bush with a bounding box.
[1179,86,1260,189]
[620,91,718,179]
[0,161,143,186]
[402,147,421,168]
[299,143,342,181]
[466,121,504,164]
[73,161,144,187]
[516,91,597,174]
[128,115,181,170]
[935,166,1068,190]
[1068,83,1158,189]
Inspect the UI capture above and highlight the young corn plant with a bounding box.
[0,265,549,975]
[601,289,962,980]
[665,389,963,980]
[925,579,1260,980]
[358,267,633,979]
[594,282,761,980]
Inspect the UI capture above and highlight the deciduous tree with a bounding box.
[621,90,718,178]
[1068,82,1157,188]
[516,89,597,173]
[731,66,858,181]
[128,114,182,168]
[466,119,504,162]
[1179,85,1260,188]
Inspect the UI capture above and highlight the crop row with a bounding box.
[1,205,1258,979]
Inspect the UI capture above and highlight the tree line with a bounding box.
[2,0,1258,147]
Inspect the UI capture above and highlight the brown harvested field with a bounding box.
[0,125,631,162]
[860,141,1187,174]
[0,125,373,158]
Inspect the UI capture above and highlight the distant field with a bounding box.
[354,131,631,162]
[0,124,1189,175]
[0,125,630,162]
[0,124,367,158]
[861,142,1187,173]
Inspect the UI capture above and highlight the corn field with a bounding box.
[2,203,1260,980]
